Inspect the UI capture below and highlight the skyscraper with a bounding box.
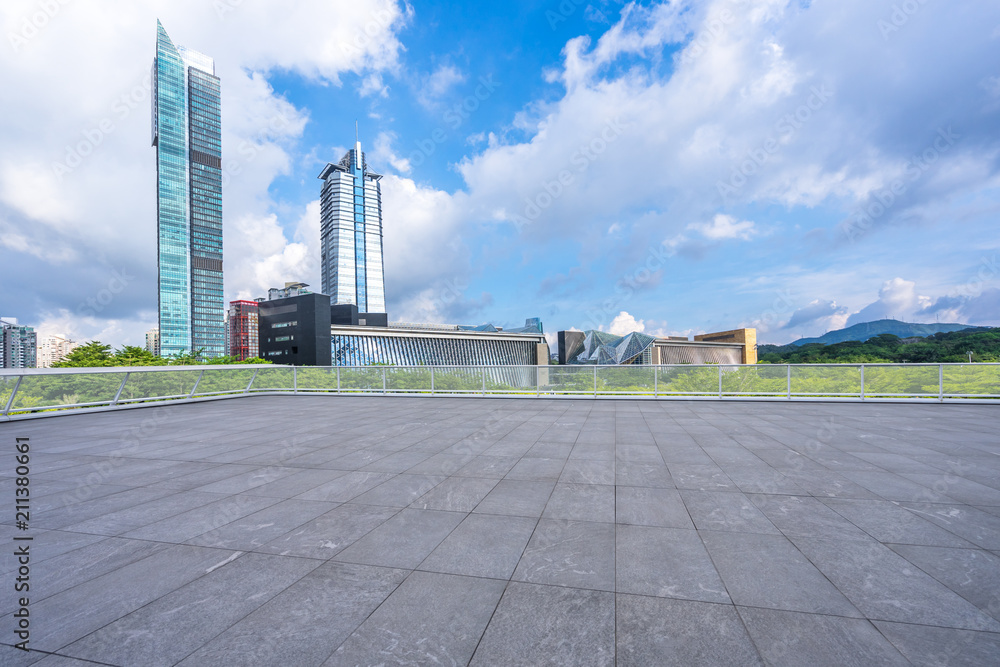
[318,136,386,314]
[1,318,36,369]
[151,21,224,357]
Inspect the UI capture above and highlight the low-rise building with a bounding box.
[557,328,757,365]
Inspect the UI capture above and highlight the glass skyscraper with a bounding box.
[151,21,224,357]
[319,139,386,313]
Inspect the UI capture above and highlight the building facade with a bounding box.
[227,301,259,361]
[152,20,224,357]
[145,328,161,356]
[258,292,332,366]
[557,328,757,365]
[1,318,36,369]
[36,335,77,368]
[319,139,385,314]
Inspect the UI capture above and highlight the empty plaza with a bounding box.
[3,395,1000,666]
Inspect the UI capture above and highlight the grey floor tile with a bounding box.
[701,531,861,616]
[616,524,729,603]
[326,571,506,666]
[294,471,396,503]
[616,486,693,528]
[409,475,498,511]
[58,490,224,536]
[512,519,615,592]
[187,499,338,550]
[615,461,673,487]
[177,561,408,667]
[473,479,555,517]
[470,582,614,667]
[901,502,1000,550]
[889,544,1000,620]
[0,644,47,666]
[420,513,536,579]
[824,498,977,547]
[681,490,780,534]
[748,494,873,541]
[60,552,319,666]
[453,455,519,478]
[121,494,280,543]
[332,508,465,569]
[668,463,737,491]
[560,459,615,485]
[874,620,1000,667]
[505,457,566,481]
[543,482,615,522]
[256,503,398,559]
[738,607,911,667]
[0,529,105,576]
[241,468,350,498]
[841,471,956,503]
[617,595,763,666]
[350,473,446,507]
[791,535,1000,631]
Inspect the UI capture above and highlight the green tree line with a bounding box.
[758,328,1000,364]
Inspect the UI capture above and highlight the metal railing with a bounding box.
[2,363,999,418]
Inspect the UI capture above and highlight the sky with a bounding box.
[1,0,999,351]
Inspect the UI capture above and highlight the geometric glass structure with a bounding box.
[563,330,658,365]
[151,20,224,357]
[318,136,385,314]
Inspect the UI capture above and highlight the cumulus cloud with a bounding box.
[607,311,645,336]
[845,278,932,326]
[689,214,757,241]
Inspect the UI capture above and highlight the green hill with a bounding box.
[759,326,1000,364]
[790,319,972,346]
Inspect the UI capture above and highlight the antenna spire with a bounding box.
[355,120,359,144]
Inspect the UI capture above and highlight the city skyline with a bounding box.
[1,1,999,351]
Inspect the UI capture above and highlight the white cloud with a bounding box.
[689,214,756,241]
[417,64,466,108]
[607,311,645,336]
[846,277,932,326]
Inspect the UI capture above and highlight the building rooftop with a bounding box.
[4,396,1000,665]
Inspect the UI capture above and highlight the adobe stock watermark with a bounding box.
[842,126,959,243]
[954,255,999,300]
[679,7,736,65]
[212,0,243,19]
[406,75,501,169]
[717,85,834,200]
[339,5,400,59]
[510,117,629,231]
[581,238,677,331]
[51,73,152,181]
[878,0,933,41]
[7,0,72,52]
[545,0,588,30]
[77,267,134,318]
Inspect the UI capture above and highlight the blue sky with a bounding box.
[1,0,999,350]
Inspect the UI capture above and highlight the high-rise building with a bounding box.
[36,334,77,368]
[227,300,259,361]
[145,327,161,356]
[1,318,36,369]
[319,137,386,314]
[152,20,224,358]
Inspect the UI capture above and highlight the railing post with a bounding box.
[3,375,22,417]
[382,367,387,394]
[431,367,435,395]
[594,366,598,398]
[787,365,791,400]
[860,365,865,401]
[654,366,658,398]
[293,366,298,394]
[482,367,486,396]
[336,367,341,393]
[189,369,205,398]
[718,365,723,398]
[111,372,130,406]
[939,364,944,402]
[246,368,259,394]
[536,366,540,398]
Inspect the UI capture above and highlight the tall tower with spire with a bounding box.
[318,134,386,314]
[151,21,224,357]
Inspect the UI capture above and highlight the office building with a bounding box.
[227,300,259,361]
[318,137,386,314]
[258,289,332,366]
[1,318,36,369]
[145,328,161,356]
[152,20,224,357]
[557,328,757,365]
[36,334,77,368]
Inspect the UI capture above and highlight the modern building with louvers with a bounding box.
[151,21,224,357]
[558,328,757,365]
[331,318,547,367]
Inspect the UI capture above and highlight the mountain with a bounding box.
[789,319,973,347]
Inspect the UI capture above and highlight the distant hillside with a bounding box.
[790,320,972,346]
[758,326,1000,364]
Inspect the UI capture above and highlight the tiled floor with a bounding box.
[2,395,1000,666]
